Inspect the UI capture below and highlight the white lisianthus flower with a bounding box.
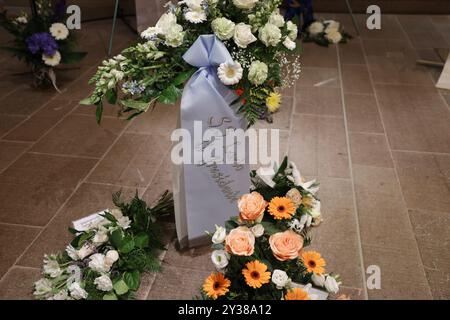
[42,51,61,67]
[324,275,340,294]
[310,200,321,219]
[88,253,110,273]
[212,225,226,244]
[325,30,342,44]
[211,17,235,40]
[308,21,324,36]
[155,12,177,35]
[269,10,285,28]
[141,26,159,40]
[110,208,123,220]
[65,245,79,260]
[105,250,120,266]
[34,278,52,296]
[311,273,326,287]
[49,23,69,40]
[283,37,296,50]
[185,0,204,10]
[250,224,264,237]
[165,24,185,47]
[259,23,281,47]
[117,216,131,229]
[68,282,88,300]
[16,16,28,24]
[232,0,258,9]
[77,242,96,260]
[256,167,275,188]
[233,23,257,48]
[43,255,63,278]
[286,21,298,41]
[248,60,268,85]
[184,10,207,24]
[288,161,302,186]
[93,228,108,245]
[211,250,230,270]
[217,61,243,86]
[325,20,340,34]
[51,289,69,300]
[272,269,290,289]
[94,274,113,291]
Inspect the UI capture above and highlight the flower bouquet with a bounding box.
[0,0,86,89]
[33,191,173,300]
[200,157,342,300]
[81,0,300,125]
[304,20,352,46]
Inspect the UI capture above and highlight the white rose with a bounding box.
[49,22,69,40]
[212,225,226,244]
[286,21,298,40]
[88,253,110,273]
[155,12,177,35]
[43,256,63,278]
[259,23,281,47]
[211,17,235,40]
[308,21,324,36]
[42,51,61,67]
[211,250,230,270]
[165,24,185,47]
[251,224,264,237]
[68,282,88,300]
[269,10,285,28]
[324,276,340,294]
[34,278,52,296]
[232,0,258,9]
[325,20,340,34]
[248,60,268,85]
[185,0,204,10]
[271,269,290,289]
[105,250,119,266]
[233,23,257,48]
[94,274,113,291]
[325,30,342,44]
[93,229,108,245]
[311,273,326,287]
[283,37,296,50]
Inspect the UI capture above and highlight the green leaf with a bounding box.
[134,233,149,249]
[113,279,129,295]
[79,97,92,105]
[261,221,281,235]
[172,69,195,86]
[120,99,150,112]
[123,270,140,290]
[95,102,103,124]
[157,85,181,105]
[103,292,118,300]
[109,229,124,248]
[105,88,117,105]
[225,219,238,232]
[101,211,118,223]
[119,235,135,254]
[60,51,87,64]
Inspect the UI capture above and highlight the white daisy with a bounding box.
[42,51,61,66]
[217,61,243,86]
[184,10,207,24]
[49,23,69,40]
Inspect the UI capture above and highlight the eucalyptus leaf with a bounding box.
[113,279,129,295]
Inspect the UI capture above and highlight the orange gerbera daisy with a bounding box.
[285,288,310,300]
[268,197,296,220]
[203,272,231,299]
[301,251,326,275]
[242,260,271,288]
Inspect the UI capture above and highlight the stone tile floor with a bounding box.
[0,14,450,300]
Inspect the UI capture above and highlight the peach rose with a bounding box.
[238,192,267,222]
[269,230,304,261]
[225,226,255,256]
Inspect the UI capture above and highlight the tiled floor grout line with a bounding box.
[363,16,433,298]
[0,221,43,229]
[336,43,369,300]
[391,149,450,156]
[85,180,146,190]
[292,111,343,118]
[27,151,101,160]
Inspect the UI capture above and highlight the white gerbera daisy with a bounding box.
[217,61,243,86]
[184,10,207,24]
[49,23,69,40]
[42,51,61,66]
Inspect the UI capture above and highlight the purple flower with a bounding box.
[26,32,58,56]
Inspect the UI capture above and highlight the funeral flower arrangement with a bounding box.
[33,191,173,300]
[0,0,86,88]
[200,157,342,300]
[81,0,300,125]
[304,20,351,46]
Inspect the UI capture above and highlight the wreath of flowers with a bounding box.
[200,157,342,300]
[33,191,173,300]
[304,20,352,46]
